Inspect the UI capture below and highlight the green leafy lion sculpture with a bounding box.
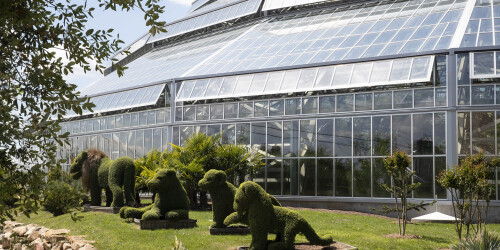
[70,149,135,207]
[198,170,281,228]
[119,169,189,221]
[226,181,333,250]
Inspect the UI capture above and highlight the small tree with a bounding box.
[437,154,495,241]
[376,151,433,236]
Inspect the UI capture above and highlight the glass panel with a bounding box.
[374,92,392,110]
[251,122,267,156]
[207,124,221,137]
[196,105,209,120]
[144,129,153,155]
[314,67,335,89]
[353,117,371,157]
[353,158,371,197]
[319,96,335,113]
[255,101,269,117]
[265,72,285,93]
[335,158,352,197]
[219,77,238,96]
[210,104,223,120]
[393,90,413,109]
[317,119,333,157]
[302,97,318,114]
[299,159,315,196]
[270,100,284,116]
[472,112,495,155]
[267,159,282,195]
[153,128,162,152]
[248,74,269,94]
[178,81,196,100]
[317,158,333,196]
[373,116,391,156]
[183,107,195,121]
[415,89,434,108]
[233,75,253,95]
[135,130,144,157]
[297,68,318,90]
[355,93,373,111]
[281,70,301,90]
[222,124,236,145]
[224,103,238,119]
[351,63,372,85]
[413,113,434,155]
[410,57,431,79]
[457,54,470,85]
[435,113,446,155]
[285,98,301,115]
[204,78,223,97]
[472,85,495,104]
[335,118,352,157]
[337,94,354,112]
[267,122,282,158]
[392,115,412,154]
[283,159,299,195]
[474,52,495,75]
[413,157,434,198]
[147,111,156,125]
[389,58,412,81]
[284,121,299,157]
[373,158,391,197]
[300,120,316,157]
[458,112,471,155]
[435,157,447,199]
[332,65,353,87]
[239,102,253,118]
[236,123,250,146]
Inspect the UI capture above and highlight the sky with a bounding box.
[68,0,192,91]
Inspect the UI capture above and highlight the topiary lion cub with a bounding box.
[198,170,281,228]
[119,169,189,221]
[227,181,333,250]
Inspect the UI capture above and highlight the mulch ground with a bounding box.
[383,233,421,239]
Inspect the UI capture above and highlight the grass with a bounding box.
[15,208,500,250]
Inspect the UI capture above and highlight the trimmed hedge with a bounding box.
[228,181,333,250]
[69,150,135,207]
[120,169,189,221]
[198,170,237,228]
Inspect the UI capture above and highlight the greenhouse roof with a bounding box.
[82,0,488,103]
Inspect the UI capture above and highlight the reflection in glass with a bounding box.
[224,103,238,119]
[267,122,282,157]
[413,113,433,155]
[317,119,333,157]
[255,101,269,117]
[337,94,354,112]
[239,102,253,118]
[472,112,495,155]
[354,158,371,197]
[267,159,282,195]
[222,124,236,145]
[284,121,299,157]
[457,54,470,85]
[317,159,333,196]
[335,158,352,197]
[210,104,223,120]
[183,107,195,121]
[302,97,318,114]
[270,100,285,116]
[474,52,495,75]
[414,89,434,107]
[335,118,352,157]
[373,158,391,197]
[393,90,413,109]
[207,125,221,137]
[374,92,392,110]
[283,159,299,195]
[458,112,471,155]
[319,96,335,113]
[355,93,373,111]
[413,157,433,198]
[354,117,371,156]
[472,85,495,105]
[285,98,301,115]
[300,120,316,157]
[435,157,447,199]
[252,123,266,156]
[135,130,144,157]
[392,115,411,154]
[299,159,315,196]
[435,113,446,154]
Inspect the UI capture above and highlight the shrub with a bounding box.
[437,154,496,241]
[452,230,500,250]
[43,181,82,216]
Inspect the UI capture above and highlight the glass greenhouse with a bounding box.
[59,0,500,213]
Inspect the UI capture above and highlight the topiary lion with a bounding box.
[199,170,281,228]
[69,149,135,208]
[119,169,190,221]
[227,181,333,250]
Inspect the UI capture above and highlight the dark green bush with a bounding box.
[228,181,332,249]
[70,149,135,207]
[43,181,82,216]
[120,169,189,221]
[198,170,237,228]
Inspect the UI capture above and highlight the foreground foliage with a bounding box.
[42,181,83,216]
[452,230,500,250]
[376,151,434,236]
[437,154,497,241]
[0,0,165,222]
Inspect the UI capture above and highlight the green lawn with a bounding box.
[15,208,500,250]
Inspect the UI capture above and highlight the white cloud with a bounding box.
[168,0,192,6]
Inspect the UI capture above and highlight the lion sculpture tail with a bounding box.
[300,219,334,246]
